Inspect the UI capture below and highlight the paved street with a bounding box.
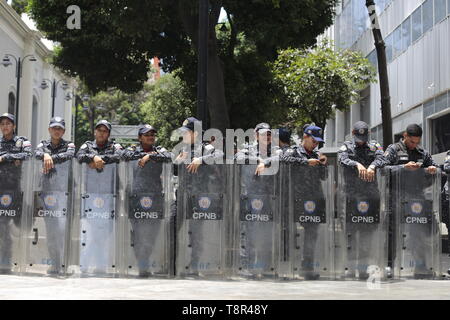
[1,274,450,300]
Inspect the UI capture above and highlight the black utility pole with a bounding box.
[15,57,21,128]
[197,0,209,129]
[366,0,393,149]
[40,78,69,117]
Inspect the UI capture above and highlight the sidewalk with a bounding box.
[1,275,449,300]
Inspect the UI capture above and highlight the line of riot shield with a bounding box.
[445,174,450,276]
[69,162,119,277]
[281,162,335,280]
[335,166,389,281]
[0,159,32,274]
[22,159,73,276]
[391,167,441,279]
[232,164,281,279]
[176,163,232,278]
[119,160,174,278]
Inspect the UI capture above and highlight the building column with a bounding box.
[335,109,345,146]
[324,117,336,147]
[350,102,360,127]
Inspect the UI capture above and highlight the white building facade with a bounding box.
[0,2,75,147]
[324,0,450,162]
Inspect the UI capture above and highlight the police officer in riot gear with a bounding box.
[122,124,171,163]
[33,117,75,274]
[0,113,32,273]
[383,124,438,278]
[77,120,122,167]
[338,121,385,182]
[174,117,223,168]
[338,121,385,279]
[382,124,438,173]
[175,117,224,276]
[121,124,172,277]
[35,117,75,173]
[282,125,327,280]
[0,113,32,166]
[235,123,283,175]
[278,128,291,154]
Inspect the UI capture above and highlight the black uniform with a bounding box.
[338,139,385,278]
[35,139,76,163]
[235,142,282,166]
[0,135,32,272]
[382,140,437,168]
[122,144,172,162]
[383,140,437,276]
[281,144,328,279]
[76,140,122,165]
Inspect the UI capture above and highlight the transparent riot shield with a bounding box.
[392,167,441,279]
[336,166,389,281]
[69,162,119,277]
[281,163,334,280]
[232,164,281,279]
[23,159,73,276]
[120,160,174,278]
[0,160,32,274]
[445,176,450,276]
[176,164,231,278]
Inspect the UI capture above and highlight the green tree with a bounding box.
[272,40,377,131]
[10,0,29,15]
[73,83,148,148]
[140,73,195,149]
[28,0,338,132]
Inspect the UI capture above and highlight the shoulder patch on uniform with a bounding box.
[369,144,377,152]
[384,151,389,157]
[37,143,43,148]
[68,143,75,148]
[114,143,123,150]
[23,140,31,147]
[80,144,87,150]
[340,145,347,152]
[159,147,168,153]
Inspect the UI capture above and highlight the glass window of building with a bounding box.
[402,17,411,51]
[422,0,434,33]
[367,49,378,68]
[393,26,402,58]
[431,113,450,154]
[435,91,448,113]
[435,0,447,23]
[8,92,15,115]
[448,0,450,15]
[385,33,393,63]
[412,6,423,42]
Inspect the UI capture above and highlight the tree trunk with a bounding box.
[179,1,230,133]
[207,46,230,133]
[366,0,393,149]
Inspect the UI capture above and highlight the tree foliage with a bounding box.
[140,73,195,149]
[272,40,377,131]
[28,0,338,131]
